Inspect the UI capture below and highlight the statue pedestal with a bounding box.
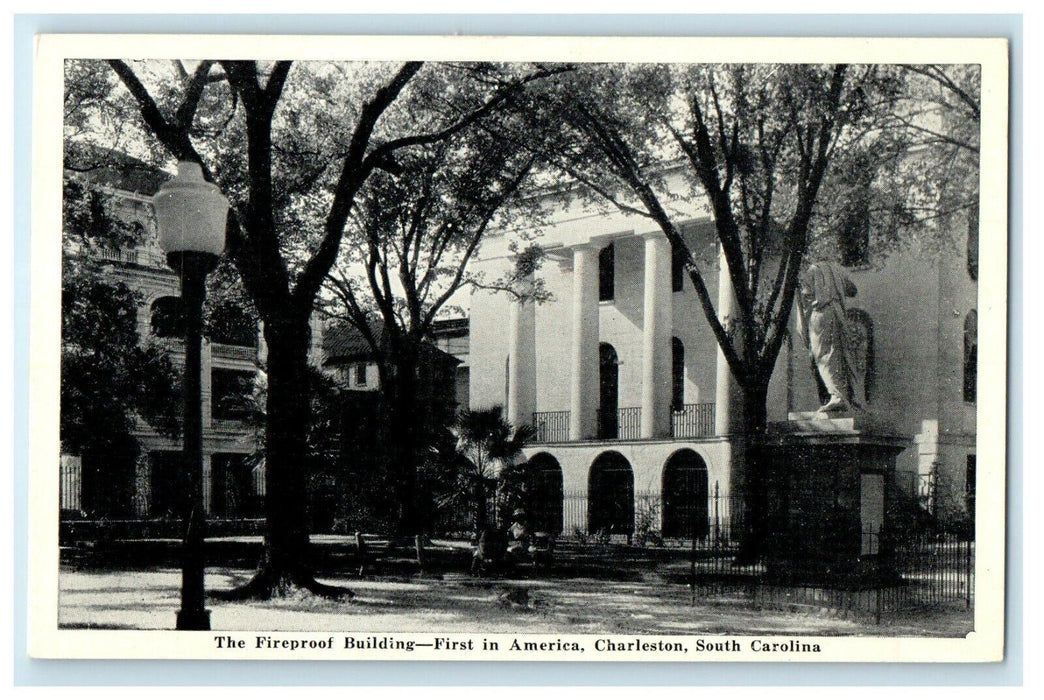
[757,413,910,586]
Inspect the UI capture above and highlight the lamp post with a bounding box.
[153,161,228,631]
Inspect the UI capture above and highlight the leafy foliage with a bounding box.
[441,407,536,534]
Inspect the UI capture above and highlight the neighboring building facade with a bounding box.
[321,319,463,418]
[60,161,265,521]
[467,186,978,537]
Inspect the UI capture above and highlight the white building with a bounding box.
[467,187,978,537]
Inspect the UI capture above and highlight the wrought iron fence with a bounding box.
[532,411,570,443]
[684,523,973,620]
[60,457,82,512]
[671,403,716,438]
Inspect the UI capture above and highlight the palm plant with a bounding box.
[452,407,535,536]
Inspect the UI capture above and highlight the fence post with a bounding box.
[690,503,697,606]
[713,481,720,545]
[965,538,972,610]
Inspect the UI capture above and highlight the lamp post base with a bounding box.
[176,608,212,631]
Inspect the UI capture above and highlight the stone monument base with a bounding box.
[755,412,910,586]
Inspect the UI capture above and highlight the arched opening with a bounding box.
[150,296,185,339]
[523,453,564,534]
[598,343,619,439]
[661,449,709,539]
[671,337,685,410]
[588,451,634,536]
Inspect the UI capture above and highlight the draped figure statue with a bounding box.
[796,260,867,413]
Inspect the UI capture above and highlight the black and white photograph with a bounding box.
[28,34,1008,661]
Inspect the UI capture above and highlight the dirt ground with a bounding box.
[57,566,973,637]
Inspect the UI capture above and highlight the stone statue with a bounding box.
[796,260,867,413]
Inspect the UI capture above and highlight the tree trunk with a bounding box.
[737,382,771,563]
[215,314,352,600]
[381,351,424,541]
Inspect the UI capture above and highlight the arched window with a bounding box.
[598,243,615,301]
[588,451,634,536]
[150,296,185,339]
[523,453,564,535]
[964,310,977,403]
[671,337,685,409]
[661,449,709,539]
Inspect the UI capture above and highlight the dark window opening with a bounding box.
[354,363,367,386]
[150,296,185,339]
[964,310,977,403]
[671,242,686,293]
[598,243,615,302]
[671,337,685,409]
[212,368,255,420]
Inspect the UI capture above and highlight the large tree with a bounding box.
[521,63,964,555]
[65,59,555,596]
[319,117,551,538]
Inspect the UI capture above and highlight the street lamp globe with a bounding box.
[153,161,228,257]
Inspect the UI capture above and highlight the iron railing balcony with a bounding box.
[597,406,641,440]
[532,403,716,442]
[531,410,570,443]
[670,402,716,438]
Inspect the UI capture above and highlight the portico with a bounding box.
[505,228,731,444]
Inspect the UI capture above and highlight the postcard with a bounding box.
[28,33,1008,662]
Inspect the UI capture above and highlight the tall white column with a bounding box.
[640,232,672,438]
[507,277,536,427]
[570,244,600,440]
[714,245,745,435]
